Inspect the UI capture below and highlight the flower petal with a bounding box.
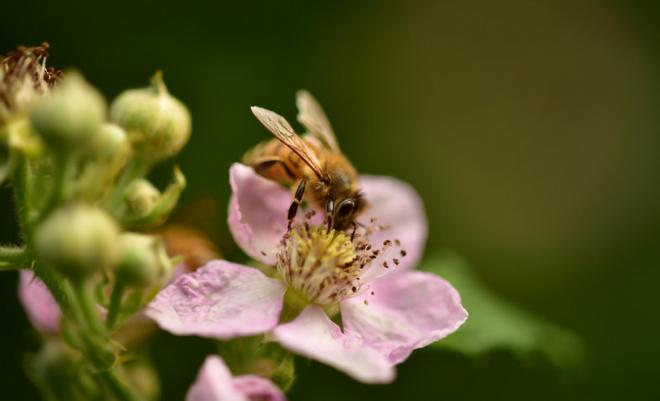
[18,270,61,334]
[341,271,467,364]
[228,163,290,265]
[272,305,395,384]
[146,260,286,339]
[186,355,246,401]
[187,356,286,401]
[359,175,427,273]
[232,376,286,401]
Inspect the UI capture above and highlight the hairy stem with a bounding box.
[0,246,28,270]
[106,283,125,331]
[72,281,105,336]
[39,154,75,222]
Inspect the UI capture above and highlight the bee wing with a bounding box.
[250,106,325,179]
[296,90,341,152]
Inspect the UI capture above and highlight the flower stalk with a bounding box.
[3,44,192,401]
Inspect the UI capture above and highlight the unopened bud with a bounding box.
[77,124,130,200]
[109,72,191,161]
[93,123,129,163]
[114,233,167,287]
[35,204,119,281]
[124,179,160,217]
[29,72,106,151]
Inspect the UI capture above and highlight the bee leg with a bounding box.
[350,222,358,242]
[287,179,306,230]
[325,198,334,233]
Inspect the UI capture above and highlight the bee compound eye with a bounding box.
[337,199,356,216]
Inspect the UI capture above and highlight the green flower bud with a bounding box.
[29,72,106,151]
[35,204,119,281]
[93,123,130,163]
[109,72,191,162]
[77,124,130,200]
[114,233,167,287]
[124,179,160,218]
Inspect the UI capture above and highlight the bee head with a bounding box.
[330,191,366,231]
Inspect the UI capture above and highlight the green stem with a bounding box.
[32,262,74,316]
[68,282,144,401]
[99,369,141,401]
[105,156,150,212]
[72,281,105,336]
[0,246,28,269]
[39,154,75,221]
[12,155,31,242]
[106,283,125,331]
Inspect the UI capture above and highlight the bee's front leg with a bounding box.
[325,198,334,233]
[287,179,307,230]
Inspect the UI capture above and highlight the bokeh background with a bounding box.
[2,0,660,400]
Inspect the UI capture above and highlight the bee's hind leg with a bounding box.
[287,179,307,230]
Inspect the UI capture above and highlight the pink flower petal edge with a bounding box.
[186,355,286,401]
[341,270,468,364]
[272,305,396,384]
[228,163,291,265]
[146,260,286,339]
[18,270,61,334]
[232,375,286,401]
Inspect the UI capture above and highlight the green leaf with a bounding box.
[424,253,584,370]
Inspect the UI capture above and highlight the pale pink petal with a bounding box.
[272,305,395,384]
[187,356,286,401]
[232,376,286,401]
[186,355,246,401]
[341,271,467,364]
[18,270,61,334]
[228,163,290,265]
[146,260,286,339]
[359,175,427,274]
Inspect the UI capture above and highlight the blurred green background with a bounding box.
[2,0,660,400]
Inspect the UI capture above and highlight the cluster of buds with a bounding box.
[0,44,192,401]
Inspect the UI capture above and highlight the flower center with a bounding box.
[276,216,404,307]
[277,225,360,306]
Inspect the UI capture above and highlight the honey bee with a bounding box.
[244,90,366,232]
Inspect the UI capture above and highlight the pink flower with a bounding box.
[18,270,61,334]
[187,355,285,401]
[147,163,467,383]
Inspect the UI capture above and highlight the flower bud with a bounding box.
[77,124,130,199]
[35,204,119,281]
[124,179,160,217]
[109,72,191,162]
[92,123,130,163]
[29,72,106,151]
[114,233,167,287]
